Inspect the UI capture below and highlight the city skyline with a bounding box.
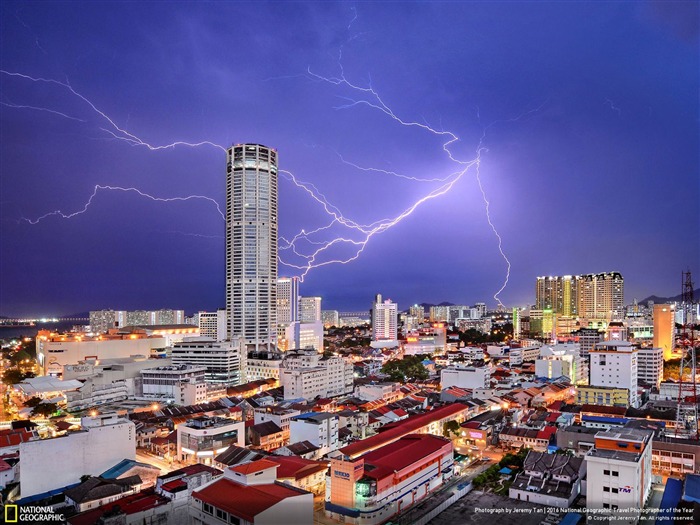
[1,2,698,316]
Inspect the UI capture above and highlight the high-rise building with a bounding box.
[226,144,278,352]
[653,304,675,360]
[322,310,339,328]
[371,294,398,343]
[277,277,299,325]
[299,296,322,323]
[409,304,425,322]
[536,272,623,320]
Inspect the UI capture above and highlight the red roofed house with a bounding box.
[268,455,328,496]
[326,434,453,525]
[190,459,313,525]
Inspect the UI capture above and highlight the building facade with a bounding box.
[171,338,243,385]
[226,143,278,352]
[371,294,398,343]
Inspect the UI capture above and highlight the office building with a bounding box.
[246,350,284,382]
[371,294,398,345]
[571,327,606,358]
[440,365,490,390]
[589,341,639,408]
[226,143,277,353]
[171,338,243,385]
[140,365,208,403]
[535,344,586,384]
[299,296,322,323]
[653,304,675,360]
[277,277,299,325]
[197,310,228,342]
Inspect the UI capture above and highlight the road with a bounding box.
[135,449,180,474]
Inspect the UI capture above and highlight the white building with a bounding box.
[171,338,243,385]
[63,357,173,411]
[403,325,447,355]
[197,310,228,342]
[246,350,284,382]
[254,407,301,437]
[141,364,208,404]
[190,460,313,525]
[227,143,278,353]
[289,412,339,458]
[535,344,586,384]
[277,277,300,324]
[285,321,324,353]
[440,365,490,390]
[371,294,398,346]
[589,341,639,408]
[19,413,136,498]
[280,350,353,400]
[322,310,340,328]
[508,345,541,366]
[37,332,168,377]
[585,428,653,524]
[299,296,322,323]
[177,416,245,465]
[637,347,663,389]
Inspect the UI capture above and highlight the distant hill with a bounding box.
[639,288,700,304]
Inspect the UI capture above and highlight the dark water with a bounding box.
[0,321,87,341]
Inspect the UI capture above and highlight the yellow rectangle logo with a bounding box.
[5,504,18,523]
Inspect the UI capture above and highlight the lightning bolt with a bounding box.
[20,185,225,225]
[0,70,226,152]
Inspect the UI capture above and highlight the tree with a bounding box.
[31,403,58,418]
[381,356,429,383]
[443,420,461,438]
[24,397,42,408]
[2,369,27,385]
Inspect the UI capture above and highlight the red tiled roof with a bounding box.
[340,403,469,459]
[229,459,279,475]
[68,490,169,525]
[0,430,33,448]
[268,456,328,480]
[362,434,450,481]
[194,479,305,522]
[536,426,558,440]
[160,479,187,492]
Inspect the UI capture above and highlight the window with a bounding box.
[216,509,228,521]
[203,503,213,515]
[603,503,610,509]
[603,470,610,475]
[603,486,610,492]
[612,471,619,477]
[612,488,618,494]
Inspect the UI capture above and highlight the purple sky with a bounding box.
[1,1,698,317]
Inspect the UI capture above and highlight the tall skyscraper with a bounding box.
[277,277,299,325]
[226,144,278,352]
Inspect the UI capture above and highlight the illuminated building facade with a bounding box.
[535,272,624,321]
[276,277,299,325]
[653,304,675,360]
[299,296,322,323]
[226,144,278,352]
[371,294,397,343]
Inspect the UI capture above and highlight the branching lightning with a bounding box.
[20,185,225,225]
[3,30,545,305]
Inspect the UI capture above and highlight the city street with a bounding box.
[135,449,179,474]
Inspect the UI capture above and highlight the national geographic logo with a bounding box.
[3,505,66,522]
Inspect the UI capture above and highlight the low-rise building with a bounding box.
[585,427,654,524]
[190,460,313,525]
[576,385,630,408]
[509,451,585,507]
[325,434,453,525]
[440,365,490,390]
[249,421,286,452]
[177,416,245,465]
[289,412,339,458]
[280,350,353,401]
[499,426,557,452]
